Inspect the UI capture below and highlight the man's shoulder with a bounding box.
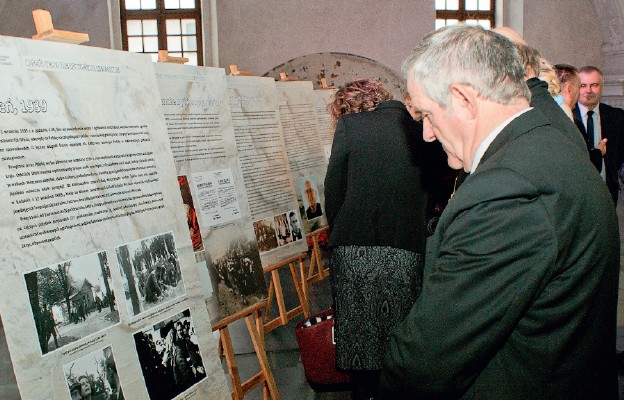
[600,101,624,116]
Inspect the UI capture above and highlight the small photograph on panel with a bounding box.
[63,345,124,400]
[252,217,278,253]
[178,175,203,252]
[115,231,185,318]
[24,251,120,355]
[288,210,304,242]
[300,176,324,221]
[274,212,293,247]
[134,309,206,400]
[209,229,266,317]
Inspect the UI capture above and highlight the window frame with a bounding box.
[120,0,203,65]
[436,0,496,28]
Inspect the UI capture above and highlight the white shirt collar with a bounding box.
[470,108,532,173]
[577,102,600,118]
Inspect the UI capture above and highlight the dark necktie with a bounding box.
[586,110,595,147]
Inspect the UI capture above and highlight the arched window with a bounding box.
[435,0,495,30]
[120,0,202,65]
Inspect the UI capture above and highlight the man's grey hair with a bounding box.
[402,25,530,108]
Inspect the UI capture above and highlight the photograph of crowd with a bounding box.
[252,218,278,253]
[63,345,124,400]
[210,233,266,317]
[178,175,203,252]
[24,251,120,355]
[115,232,185,318]
[133,309,206,400]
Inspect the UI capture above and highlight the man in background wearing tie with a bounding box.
[573,66,624,204]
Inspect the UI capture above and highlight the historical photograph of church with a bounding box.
[24,251,120,355]
[115,231,186,318]
[133,309,206,400]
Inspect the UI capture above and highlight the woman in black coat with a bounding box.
[325,80,428,399]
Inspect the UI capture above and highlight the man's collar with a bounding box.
[577,102,600,116]
[470,107,532,173]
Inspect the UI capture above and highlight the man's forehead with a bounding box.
[579,71,601,82]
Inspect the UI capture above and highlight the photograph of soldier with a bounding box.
[115,231,185,317]
[177,176,203,252]
[274,213,292,246]
[211,234,267,317]
[63,345,124,400]
[252,217,278,253]
[288,211,303,242]
[133,309,206,400]
[300,177,324,221]
[24,251,119,355]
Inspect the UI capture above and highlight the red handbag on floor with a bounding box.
[295,308,351,391]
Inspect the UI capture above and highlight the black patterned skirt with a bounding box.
[330,245,423,371]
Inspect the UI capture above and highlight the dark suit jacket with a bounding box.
[573,102,624,204]
[380,109,619,399]
[324,100,428,254]
[527,78,586,152]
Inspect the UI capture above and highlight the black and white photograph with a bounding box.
[208,224,267,318]
[133,309,206,400]
[274,212,293,247]
[115,231,185,318]
[252,217,279,253]
[24,251,120,355]
[288,210,304,242]
[63,345,125,400]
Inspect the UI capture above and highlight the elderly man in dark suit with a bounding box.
[573,65,624,204]
[380,25,619,399]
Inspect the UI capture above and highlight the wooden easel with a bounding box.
[31,9,89,44]
[262,252,310,333]
[278,72,298,82]
[157,50,189,64]
[304,227,330,292]
[229,64,253,76]
[212,301,280,400]
[320,78,336,89]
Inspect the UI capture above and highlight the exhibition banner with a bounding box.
[154,63,267,321]
[226,76,308,267]
[313,88,338,161]
[0,35,228,400]
[275,81,328,234]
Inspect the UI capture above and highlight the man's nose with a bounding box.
[422,119,436,142]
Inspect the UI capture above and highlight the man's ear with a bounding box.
[449,83,478,119]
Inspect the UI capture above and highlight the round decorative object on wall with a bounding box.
[263,52,406,100]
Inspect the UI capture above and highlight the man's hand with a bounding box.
[596,138,607,156]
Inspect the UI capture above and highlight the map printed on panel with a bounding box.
[276,81,329,235]
[226,75,308,267]
[154,63,267,321]
[0,36,228,400]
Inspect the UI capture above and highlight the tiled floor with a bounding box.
[3,199,624,399]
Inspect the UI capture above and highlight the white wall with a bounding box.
[216,0,435,76]
[524,0,603,69]
[0,0,111,49]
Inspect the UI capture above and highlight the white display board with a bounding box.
[154,63,267,321]
[0,35,228,400]
[226,75,308,267]
[276,81,329,234]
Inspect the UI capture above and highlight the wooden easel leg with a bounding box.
[313,235,325,279]
[289,260,310,318]
[245,314,280,400]
[263,277,275,324]
[220,327,243,400]
[271,269,287,325]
